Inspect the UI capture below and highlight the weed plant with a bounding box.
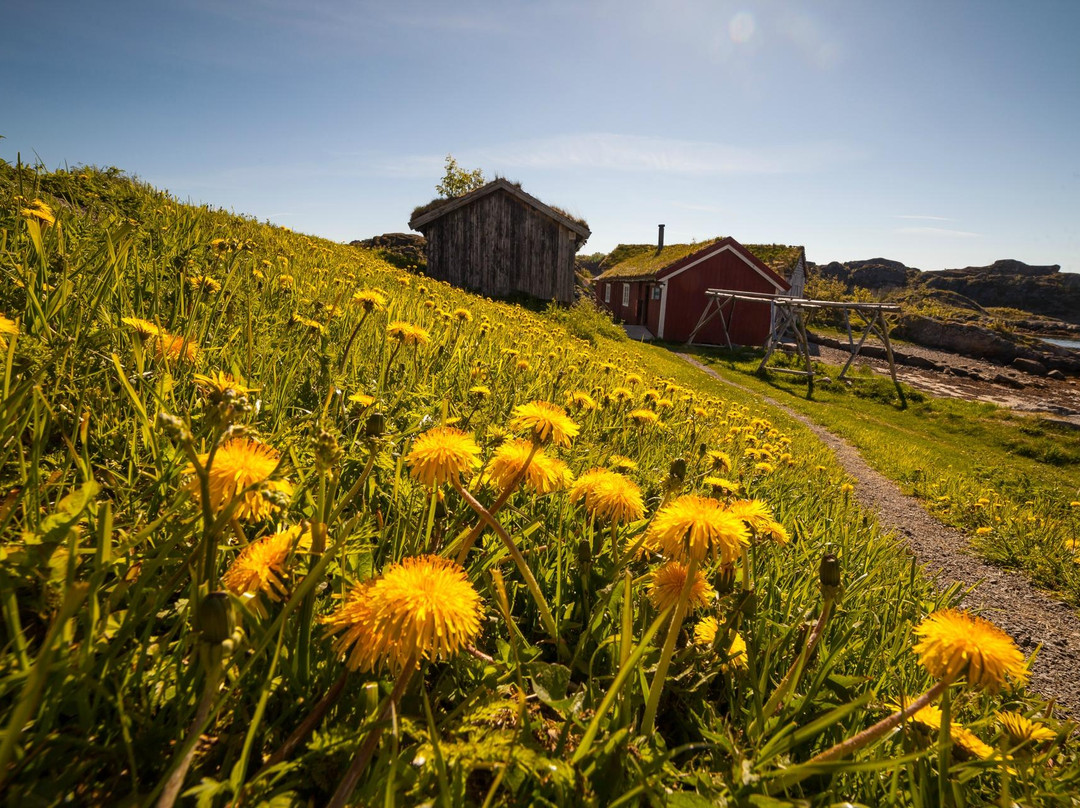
[1,163,1078,806]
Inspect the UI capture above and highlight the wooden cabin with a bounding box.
[408,178,591,304]
[594,232,804,346]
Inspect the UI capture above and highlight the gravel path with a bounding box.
[678,353,1080,717]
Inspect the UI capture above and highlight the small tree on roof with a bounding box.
[436,154,485,199]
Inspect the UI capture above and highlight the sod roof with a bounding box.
[596,239,804,282]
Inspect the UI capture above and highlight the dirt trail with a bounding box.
[677,353,1080,717]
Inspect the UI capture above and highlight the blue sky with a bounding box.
[3,0,1078,271]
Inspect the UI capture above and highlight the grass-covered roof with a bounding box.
[596,239,804,281]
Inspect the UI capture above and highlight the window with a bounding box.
[604,283,611,303]
[651,286,662,301]
[622,283,630,307]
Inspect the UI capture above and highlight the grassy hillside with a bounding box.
[690,347,1080,606]
[1,162,1077,806]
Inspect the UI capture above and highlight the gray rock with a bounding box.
[1011,357,1048,376]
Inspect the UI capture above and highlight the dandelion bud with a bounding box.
[314,429,343,472]
[196,592,234,645]
[668,458,687,482]
[698,443,708,457]
[576,538,592,568]
[155,411,191,443]
[819,553,841,598]
[365,412,386,438]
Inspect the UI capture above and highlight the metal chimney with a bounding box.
[657,224,665,253]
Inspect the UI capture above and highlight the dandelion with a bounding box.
[996,711,1057,746]
[277,275,295,290]
[840,483,854,494]
[706,451,732,473]
[509,400,579,447]
[566,391,597,411]
[610,386,634,404]
[487,438,571,495]
[704,476,739,496]
[121,316,161,338]
[194,370,257,398]
[209,237,228,252]
[913,609,1027,692]
[223,525,311,613]
[624,373,643,386]
[693,615,718,647]
[610,455,638,473]
[629,408,660,426]
[323,555,482,672]
[515,359,531,372]
[404,426,481,488]
[975,527,993,536]
[189,275,222,293]
[387,321,430,346]
[352,289,387,312]
[727,499,789,544]
[188,437,292,522]
[570,468,645,525]
[290,313,323,333]
[20,198,55,226]
[646,495,750,565]
[753,462,775,475]
[348,393,375,408]
[0,314,16,351]
[452,307,472,323]
[903,703,994,759]
[648,561,715,613]
[468,385,491,400]
[153,332,200,363]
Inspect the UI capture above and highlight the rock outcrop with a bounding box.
[350,233,427,271]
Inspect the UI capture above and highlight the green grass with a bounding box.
[1,161,1078,806]
[688,345,1080,605]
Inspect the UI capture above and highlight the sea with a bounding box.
[1041,337,1080,350]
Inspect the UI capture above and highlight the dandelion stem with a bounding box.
[807,677,952,764]
[454,441,539,564]
[327,656,418,808]
[155,652,223,808]
[338,310,370,374]
[641,556,700,736]
[451,476,561,647]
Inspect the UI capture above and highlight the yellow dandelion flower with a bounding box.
[727,499,788,544]
[643,389,661,402]
[290,313,323,333]
[624,373,643,386]
[566,390,597,411]
[629,408,660,425]
[610,455,638,473]
[646,495,750,564]
[515,359,531,371]
[187,437,291,522]
[121,316,161,338]
[996,711,1057,746]
[648,561,715,613]
[724,631,749,671]
[404,426,481,488]
[656,398,674,410]
[452,307,472,323]
[569,468,645,525]
[694,615,718,647]
[468,385,491,399]
[840,483,854,494]
[753,462,775,475]
[348,392,375,408]
[610,386,634,404]
[188,275,222,293]
[706,451,732,473]
[975,527,993,536]
[153,332,200,363]
[209,237,228,252]
[20,199,55,226]
[704,476,740,496]
[387,320,430,346]
[913,609,1027,691]
[194,370,258,397]
[902,703,994,759]
[508,400,579,447]
[352,289,388,311]
[487,438,571,495]
[0,314,16,351]
[223,525,311,612]
[277,274,295,290]
[323,555,482,672]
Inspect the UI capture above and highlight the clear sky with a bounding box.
[3,0,1078,271]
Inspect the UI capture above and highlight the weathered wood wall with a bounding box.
[420,190,577,304]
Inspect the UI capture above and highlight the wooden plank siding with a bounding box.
[418,187,580,304]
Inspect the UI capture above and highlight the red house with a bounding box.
[593,234,805,346]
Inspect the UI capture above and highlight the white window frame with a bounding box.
[604,283,611,303]
[622,283,630,307]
